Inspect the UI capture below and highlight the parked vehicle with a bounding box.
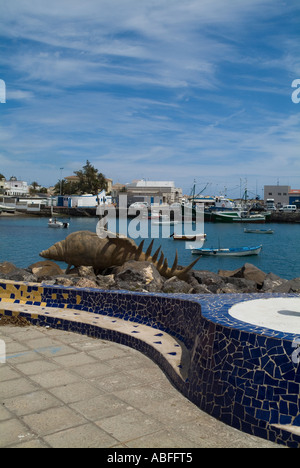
[279,205,297,212]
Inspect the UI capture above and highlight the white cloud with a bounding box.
[0,0,299,190]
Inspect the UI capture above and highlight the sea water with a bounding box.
[0,216,299,280]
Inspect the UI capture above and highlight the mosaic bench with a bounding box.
[0,279,300,448]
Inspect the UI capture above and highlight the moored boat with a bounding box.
[191,245,262,256]
[172,233,207,241]
[244,228,274,234]
[48,218,69,229]
[212,211,266,223]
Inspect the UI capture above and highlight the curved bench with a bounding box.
[1,279,300,448]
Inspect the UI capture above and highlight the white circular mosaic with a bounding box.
[229,297,300,335]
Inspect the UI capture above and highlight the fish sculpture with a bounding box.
[39,230,199,280]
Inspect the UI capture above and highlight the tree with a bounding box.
[53,179,78,196]
[54,161,108,196]
[30,181,39,195]
[74,160,107,195]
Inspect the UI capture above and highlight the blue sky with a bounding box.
[0,0,299,198]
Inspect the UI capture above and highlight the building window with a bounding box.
[268,193,272,195]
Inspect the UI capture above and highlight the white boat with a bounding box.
[152,219,179,226]
[48,218,69,229]
[191,245,262,256]
[244,228,274,234]
[172,233,207,241]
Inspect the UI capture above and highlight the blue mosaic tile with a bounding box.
[1,280,300,447]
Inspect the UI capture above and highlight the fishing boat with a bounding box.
[191,245,262,256]
[172,233,207,242]
[48,218,69,229]
[244,228,274,234]
[212,211,266,223]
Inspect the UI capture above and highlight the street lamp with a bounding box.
[60,168,64,195]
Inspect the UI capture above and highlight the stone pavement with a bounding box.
[0,324,284,449]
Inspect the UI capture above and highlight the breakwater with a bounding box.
[1,259,300,296]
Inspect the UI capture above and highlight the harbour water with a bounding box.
[0,216,299,280]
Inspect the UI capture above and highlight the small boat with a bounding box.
[172,233,207,242]
[152,219,179,226]
[48,218,69,229]
[244,228,274,234]
[191,245,262,256]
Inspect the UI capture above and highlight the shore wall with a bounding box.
[1,280,300,447]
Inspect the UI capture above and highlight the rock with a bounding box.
[0,262,18,275]
[191,284,213,294]
[28,261,64,280]
[218,267,243,278]
[96,274,116,290]
[1,268,37,283]
[162,276,193,294]
[218,283,241,294]
[240,263,266,286]
[0,257,298,297]
[222,277,258,293]
[261,273,288,292]
[75,278,99,289]
[54,276,79,287]
[272,277,300,293]
[219,263,266,288]
[114,261,164,292]
[78,266,96,278]
[192,270,226,293]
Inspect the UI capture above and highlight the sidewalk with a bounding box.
[0,324,283,448]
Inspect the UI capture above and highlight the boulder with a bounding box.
[28,261,64,280]
[162,276,193,294]
[219,263,266,288]
[78,266,96,278]
[0,262,18,275]
[54,276,79,287]
[75,278,99,289]
[1,268,37,283]
[191,284,213,294]
[261,273,288,292]
[192,270,226,293]
[240,263,266,286]
[272,277,300,293]
[222,277,258,293]
[96,274,116,290]
[114,260,164,292]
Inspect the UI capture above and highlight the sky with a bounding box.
[0,0,299,198]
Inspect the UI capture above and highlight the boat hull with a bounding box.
[173,233,206,241]
[244,229,273,234]
[192,246,262,256]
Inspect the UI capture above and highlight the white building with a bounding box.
[126,180,182,205]
[4,178,29,196]
[264,185,290,207]
[57,190,111,208]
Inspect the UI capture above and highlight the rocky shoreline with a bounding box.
[1,259,300,295]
